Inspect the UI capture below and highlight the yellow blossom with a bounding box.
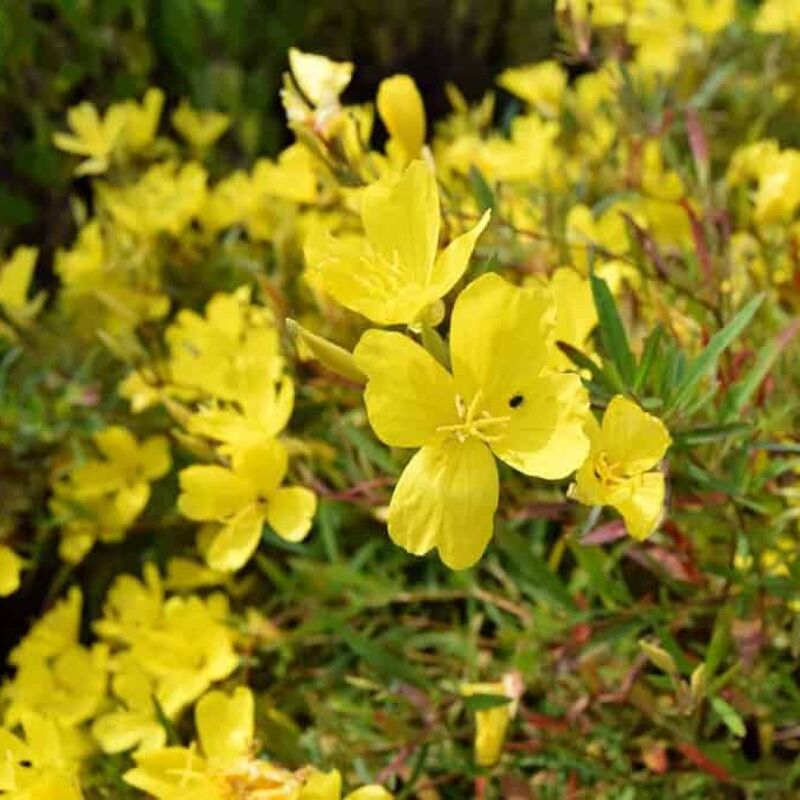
[570,395,671,540]
[124,686,302,800]
[93,565,239,715]
[376,74,426,163]
[0,546,22,596]
[300,770,392,800]
[52,101,126,175]
[353,272,589,569]
[305,160,489,326]
[497,60,567,116]
[0,247,44,326]
[282,48,354,132]
[4,589,108,728]
[172,100,230,151]
[178,439,317,571]
[0,711,84,800]
[461,675,522,767]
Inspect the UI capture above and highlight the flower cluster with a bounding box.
[2,0,800,795]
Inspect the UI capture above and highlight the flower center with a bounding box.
[437,390,510,444]
[593,452,628,486]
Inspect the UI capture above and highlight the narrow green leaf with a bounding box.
[556,340,611,388]
[704,606,732,681]
[462,693,511,712]
[334,623,430,688]
[710,696,746,737]
[668,294,763,412]
[672,422,751,447]
[720,321,797,420]
[590,273,636,387]
[633,324,663,393]
[421,321,450,369]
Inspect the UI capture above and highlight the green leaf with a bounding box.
[468,165,494,212]
[710,696,746,737]
[462,693,511,712]
[421,321,450,369]
[667,294,763,413]
[672,422,751,447]
[556,340,611,389]
[633,324,663,394]
[704,606,732,682]
[720,324,796,421]
[334,623,431,688]
[590,273,636,388]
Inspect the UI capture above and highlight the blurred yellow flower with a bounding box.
[172,100,230,151]
[377,74,426,163]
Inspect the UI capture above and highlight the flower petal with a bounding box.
[196,687,253,767]
[449,272,557,405]
[205,505,264,572]
[140,436,171,480]
[614,471,666,540]
[601,396,671,473]
[177,466,251,521]
[0,546,22,596]
[429,210,490,296]
[354,329,456,448]
[491,371,590,479]
[267,487,317,542]
[361,160,439,283]
[232,438,288,497]
[388,437,498,569]
[377,74,426,160]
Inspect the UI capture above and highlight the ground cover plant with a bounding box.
[1,1,800,798]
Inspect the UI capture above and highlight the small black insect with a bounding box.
[509,394,524,408]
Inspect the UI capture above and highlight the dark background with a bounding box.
[0,0,554,255]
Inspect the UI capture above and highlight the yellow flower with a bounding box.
[186,372,295,454]
[5,589,108,728]
[92,656,166,755]
[545,268,598,369]
[628,2,686,76]
[305,160,490,326]
[754,0,800,33]
[94,565,239,716]
[0,711,84,800]
[0,546,22,596]
[300,770,392,800]
[165,287,284,405]
[100,161,208,237]
[117,87,164,154]
[376,74,426,163]
[282,47,354,130]
[461,675,522,767]
[124,686,302,800]
[172,100,230,151]
[753,150,800,225]
[52,100,126,175]
[570,396,671,540]
[353,272,589,569]
[178,439,317,571]
[0,247,44,326]
[497,60,567,116]
[50,426,171,562]
[685,0,735,36]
